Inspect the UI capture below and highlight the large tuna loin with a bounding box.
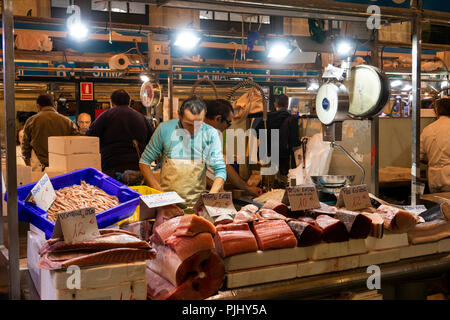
[251,220,297,250]
[146,244,225,300]
[262,199,289,216]
[214,223,258,258]
[334,209,372,239]
[287,220,322,247]
[315,215,349,242]
[376,205,418,233]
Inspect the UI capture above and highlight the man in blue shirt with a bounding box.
[139,97,226,210]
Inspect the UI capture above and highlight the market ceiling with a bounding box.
[127,0,450,25]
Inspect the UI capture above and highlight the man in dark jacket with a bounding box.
[86,89,153,178]
[256,94,300,176]
[22,94,80,168]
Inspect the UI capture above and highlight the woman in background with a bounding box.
[16,128,26,166]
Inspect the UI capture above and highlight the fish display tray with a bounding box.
[10,167,141,239]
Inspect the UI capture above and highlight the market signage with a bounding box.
[139,192,185,220]
[80,82,93,100]
[51,207,100,244]
[201,192,237,218]
[336,184,372,210]
[286,185,321,211]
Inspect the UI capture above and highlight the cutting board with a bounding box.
[306,239,367,260]
[224,247,307,271]
[365,232,409,251]
[226,263,298,289]
[297,255,360,278]
[359,248,401,267]
[439,238,450,253]
[400,242,439,260]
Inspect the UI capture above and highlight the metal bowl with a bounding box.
[311,175,355,187]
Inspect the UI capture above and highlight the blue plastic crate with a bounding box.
[8,167,141,239]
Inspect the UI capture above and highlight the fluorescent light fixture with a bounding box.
[307,82,320,91]
[140,75,150,82]
[391,80,403,88]
[174,31,201,49]
[268,42,291,61]
[68,22,89,40]
[402,84,412,91]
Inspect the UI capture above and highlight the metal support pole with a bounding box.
[411,2,422,206]
[2,0,20,300]
[370,31,380,196]
[168,69,173,120]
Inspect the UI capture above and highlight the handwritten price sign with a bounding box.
[52,207,100,244]
[30,173,56,212]
[337,185,371,210]
[286,185,320,211]
[202,192,237,218]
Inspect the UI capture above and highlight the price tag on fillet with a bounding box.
[52,207,100,244]
[337,184,371,210]
[29,173,56,212]
[202,192,237,217]
[286,185,321,211]
[140,192,185,209]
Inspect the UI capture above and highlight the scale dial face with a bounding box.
[346,65,383,117]
[140,80,161,108]
[316,83,344,125]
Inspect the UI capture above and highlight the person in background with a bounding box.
[420,97,450,193]
[256,94,300,177]
[139,97,226,211]
[204,99,262,197]
[86,89,153,179]
[77,112,92,135]
[16,128,26,166]
[21,94,80,168]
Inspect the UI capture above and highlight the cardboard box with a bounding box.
[40,277,146,300]
[1,163,32,187]
[40,261,146,300]
[49,153,101,172]
[30,167,67,183]
[48,136,99,155]
[27,229,47,296]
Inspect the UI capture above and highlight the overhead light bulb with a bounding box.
[402,84,412,91]
[140,75,150,82]
[174,31,201,49]
[337,41,353,56]
[268,42,291,61]
[307,83,319,91]
[68,22,89,40]
[391,80,403,88]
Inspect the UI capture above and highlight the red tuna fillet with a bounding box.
[151,215,216,245]
[214,223,258,258]
[334,209,372,239]
[376,205,418,233]
[147,244,220,287]
[315,215,349,242]
[287,220,323,247]
[262,199,289,216]
[146,251,225,300]
[165,232,215,261]
[251,220,297,250]
[38,247,156,270]
[258,208,287,220]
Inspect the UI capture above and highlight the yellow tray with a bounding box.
[116,185,161,226]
